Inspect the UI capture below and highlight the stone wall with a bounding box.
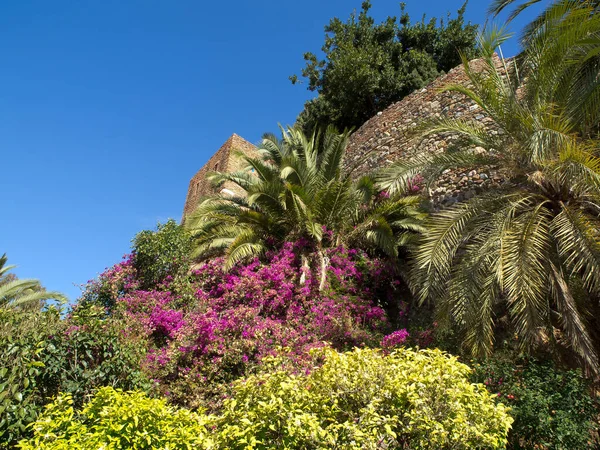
[345,56,509,207]
[182,134,257,219]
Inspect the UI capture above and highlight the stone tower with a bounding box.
[182,133,257,220]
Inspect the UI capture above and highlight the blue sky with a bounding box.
[0,0,537,301]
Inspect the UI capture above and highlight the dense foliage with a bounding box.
[4,1,600,449]
[216,347,512,449]
[0,306,148,448]
[291,1,478,133]
[18,387,212,450]
[21,348,513,450]
[185,126,425,289]
[132,219,192,290]
[472,357,599,449]
[104,241,401,410]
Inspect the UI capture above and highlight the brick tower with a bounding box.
[182,133,257,221]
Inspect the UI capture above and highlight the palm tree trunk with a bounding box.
[318,247,329,291]
[299,253,310,285]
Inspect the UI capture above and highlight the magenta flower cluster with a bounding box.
[81,241,436,407]
[100,241,400,406]
[80,254,139,307]
[381,329,410,348]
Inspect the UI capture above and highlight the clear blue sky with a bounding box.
[0,0,537,301]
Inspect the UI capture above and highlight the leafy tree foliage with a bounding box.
[0,308,61,448]
[291,1,478,134]
[378,15,600,373]
[0,305,149,448]
[80,221,192,310]
[185,126,425,288]
[132,219,192,290]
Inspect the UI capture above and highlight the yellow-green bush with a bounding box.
[216,347,513,449]
[20,348,512,449]
[17,387,213,450]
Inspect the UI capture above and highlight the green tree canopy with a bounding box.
[132,219,192,290]
[291,1,479,134]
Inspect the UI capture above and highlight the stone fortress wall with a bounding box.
[344,56,509,206]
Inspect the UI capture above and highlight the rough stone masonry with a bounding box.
[182,133,258,220]
[343,56,510,207]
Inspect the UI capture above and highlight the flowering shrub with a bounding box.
[79,254,138,310]
[106,242,395,410]
[381,328,409,348]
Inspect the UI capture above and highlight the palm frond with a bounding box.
[501,201,553,349]
[550,262,599,374]
[377,147,499,195]
[552,205,600,294]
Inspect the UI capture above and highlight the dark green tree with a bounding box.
[132,219,192,290]
[291,1,478,134]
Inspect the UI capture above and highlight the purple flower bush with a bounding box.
[86,241,407,410]
[381,329,410,348]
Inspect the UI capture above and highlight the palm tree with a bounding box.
[185,126,425,289]
[488,0,600,138]
[378,26,600,374]
[489,0,600,28]
[0,254,67,309]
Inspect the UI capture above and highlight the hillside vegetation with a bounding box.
[3,1,600,449]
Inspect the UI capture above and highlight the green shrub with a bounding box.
[216,347,513,449]
[19,348,514,449]
[18,387,213,450]
[132,219,192,290]
[0,308,62,448]
[0,339,46,447]
[0,305,149,448]
[42,304,150,407]
[471,357,599,449]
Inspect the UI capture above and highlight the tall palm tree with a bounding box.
[185,126,425,289]
[0,254,66,309]
[378,26,600,374]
